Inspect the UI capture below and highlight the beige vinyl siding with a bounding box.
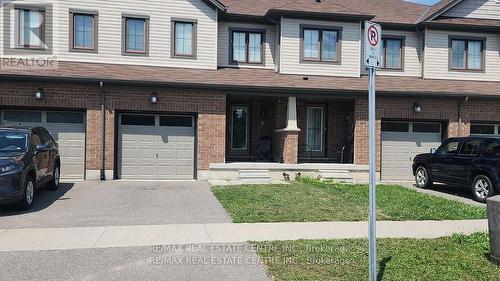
[377,30,422,77]
[280,18,361,77]
[424,29,500,81]
[2,0,218,69]
[217,21,277,69]
[444,0,500,20]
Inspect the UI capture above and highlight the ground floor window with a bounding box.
[306,107,324,152]
[231,106,248,150]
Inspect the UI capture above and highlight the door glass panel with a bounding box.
[436,141,459,155]
[471,124,495,135]
[381,122,409,132]
[121,115,155,126]
[231,107,248,150]
[307,107,323,151]
[412,123,441,133]
[4,110,42,123]
[160,116,192,127]
[47,112,84,124]
[459,140,480,156]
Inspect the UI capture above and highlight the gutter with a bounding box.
[99,81,106,181]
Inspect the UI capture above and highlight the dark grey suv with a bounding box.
[0,126,61,210]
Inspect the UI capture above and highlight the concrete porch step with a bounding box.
[318,170,354,182]
[238,170,271,184]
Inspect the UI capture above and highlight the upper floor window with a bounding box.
[301,26,341,63]
[122,16,149,56]
[70,11,98,52]
[172,20,197,58]
[230,30,264,64]
[381,37,403,70]
[450,38,485,71]
[15,7,45,49]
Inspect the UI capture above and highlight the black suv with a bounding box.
[0,126,60,210]
[413,136,500,203]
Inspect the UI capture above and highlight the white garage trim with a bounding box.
[1,109,86,180]
[117,113,196,180]
[381,121,443,181]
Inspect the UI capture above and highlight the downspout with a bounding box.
[100,81,106,181]
[458,96,469,137]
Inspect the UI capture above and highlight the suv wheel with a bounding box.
[46,165,60,191]
[415,166,432,189]
[472,175,495,203]
[19,177,35,210]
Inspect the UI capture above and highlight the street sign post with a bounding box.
[364,21,381,281]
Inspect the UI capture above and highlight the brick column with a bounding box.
[354,98,368,165]
[274,97,300,164]
[354,98,381,170]
[85,108,103,180]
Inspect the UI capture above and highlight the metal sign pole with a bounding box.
[368,67,377,281]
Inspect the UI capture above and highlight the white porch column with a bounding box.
[277,96,300,132]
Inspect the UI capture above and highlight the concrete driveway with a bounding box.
[0,181,231,229]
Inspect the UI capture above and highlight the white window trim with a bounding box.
[306,107,324,152]
[230,106,249,151]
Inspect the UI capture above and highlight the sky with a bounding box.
[405,0,440,5]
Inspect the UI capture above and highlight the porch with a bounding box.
[225,95,355,165]
[203,94,365,183]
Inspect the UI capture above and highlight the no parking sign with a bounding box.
[364,21,382,69]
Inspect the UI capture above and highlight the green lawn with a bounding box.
[212,178,486,223]
[254,233,499,281]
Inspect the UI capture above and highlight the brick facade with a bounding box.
[0,81,226,178]
[354,96,500,171]
[297,100,354,162]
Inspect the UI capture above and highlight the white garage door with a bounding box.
[1,110,86,179]
[118,114,195,180]
[381,121,442,181]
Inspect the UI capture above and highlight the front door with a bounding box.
[230,106,249,156]
[306,107,325,157]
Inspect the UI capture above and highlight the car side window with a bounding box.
[38,129,52,146]
[436,140,459,155]
[30,131,42,150]
[459,140,480,156]
[484,140,500,157]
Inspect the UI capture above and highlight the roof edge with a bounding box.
[202,0,226,11]
[266,9,374,22]
[417,0,464,23]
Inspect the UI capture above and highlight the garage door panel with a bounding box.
[382,122,442,181]
[2,110,86,180]
[119,114,195,180]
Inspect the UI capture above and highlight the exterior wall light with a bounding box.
[35,88,44,99]
[150,93,158,104]
[414,103,421,113]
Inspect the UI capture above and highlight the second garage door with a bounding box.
[1,110,86,179]
[381,121,443,181]
[118,114,195,180]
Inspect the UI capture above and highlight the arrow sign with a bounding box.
[364,21,382,69]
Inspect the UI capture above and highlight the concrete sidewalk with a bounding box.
[0,220,487,252]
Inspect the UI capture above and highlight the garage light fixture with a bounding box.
[414,103,421,113]
[35,88,44,100]
[149,93,158,104]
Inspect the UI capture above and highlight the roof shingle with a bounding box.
[1,61,499,98]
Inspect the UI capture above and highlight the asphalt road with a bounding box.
[0,243,270,281]
[0,181,231,228]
